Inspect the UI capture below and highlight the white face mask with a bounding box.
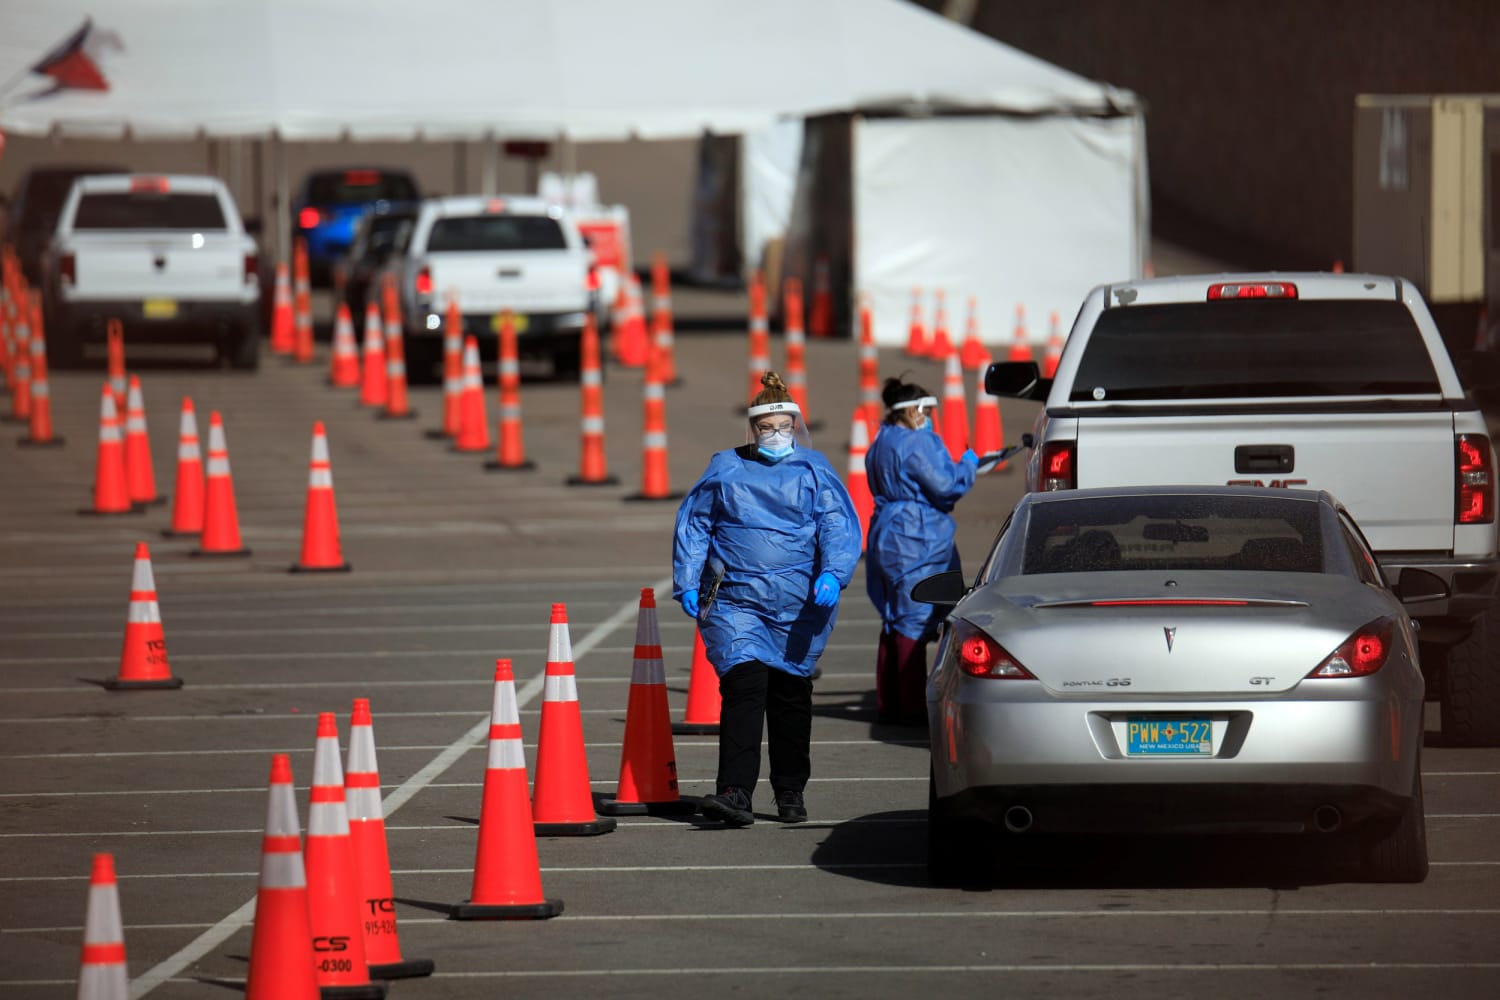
[911,415,931,431]
[756,429,795,458]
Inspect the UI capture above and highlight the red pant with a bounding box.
[876,629,927,725]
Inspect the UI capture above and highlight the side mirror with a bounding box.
[910,570,967,607]
[985,361,1050,400]
[1393,567,1448,605]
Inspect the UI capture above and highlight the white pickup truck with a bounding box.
[395,195,594,382]
[987,272,1500,745]
[42,174,261,369]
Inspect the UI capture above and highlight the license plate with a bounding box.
[143,298,178,320]
[489,313,529,334]
[1127,718,1213,756]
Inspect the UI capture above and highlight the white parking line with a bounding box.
[0,738,923,760]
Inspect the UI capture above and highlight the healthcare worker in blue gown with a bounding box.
[674,371,863,827]
[865,376,978,725]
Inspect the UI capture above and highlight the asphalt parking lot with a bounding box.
[1,292,1498,999]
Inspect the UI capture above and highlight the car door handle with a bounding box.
[1234,444,1294,474]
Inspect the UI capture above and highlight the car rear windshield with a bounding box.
[1070,300,1440,401]
[73,193,228,231]
[306,171,417,204]
[426,215,568,253]
[1020,494,1324,575]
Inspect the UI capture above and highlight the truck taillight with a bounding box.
[1040,441,1075,491]
[415,266,433,298]
[1456,433,1494,524]
[243,253,258,283]
[60,253,76,285]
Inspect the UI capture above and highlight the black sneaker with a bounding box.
[774,789,807,823]
[701,786,754,827]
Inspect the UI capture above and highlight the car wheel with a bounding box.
[1440,601,1500,746]
[1360,764,1428,883]
[927,763,981,887]
[403,338,441,385]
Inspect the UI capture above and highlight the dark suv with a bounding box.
[3,163,129,285]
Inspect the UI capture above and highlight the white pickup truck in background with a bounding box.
[395,195,595,382]
[42,174,261,370]
[987,272,1500,745]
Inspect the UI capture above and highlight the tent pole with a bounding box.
[479,132,498,195]
[274,133,290,266]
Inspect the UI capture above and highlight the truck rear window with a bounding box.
[426,215,568,253]
[1070,300,1440,402]
[73,193,228,231]
[306,172,417,204]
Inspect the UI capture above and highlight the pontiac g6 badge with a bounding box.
[1164,627,1176,653]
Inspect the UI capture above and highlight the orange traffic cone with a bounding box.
[847,409,874,551]
[486,312,534,471]
[809,254,833,338]
[161,398,204,538]
[6,301,32,423]
[380,279,416,420]
[429,298,466,440]
[941,353,970,461]
[269,261,295,356]
[192,412,250,557]
[972,365,1004,471]
[328,303,360,388]
[927,290,954,361]
[304,713,387,998]
[76,853,128,1000]
[905,286,929,357]
[672,628,721,735]
[104,541,182,690]
[1007,304,1033,362]
[623,351,682,502]
[650,252,678,385]
[745,271,771,404]
[857,297,881,442]
[532,604,618,836]
[450,659,564,920]
[18,298,61,447]
[246,754,319,1000]
[599,589,697,816]
[784,277,813,425]
[292,240,315,365]
[106,319,127,414]
[958,296,991,373]
[345,699,435,979]
[123,375,164,507]
[1041,309,1064,379]
[359,302,387,408]
[567,313,618,486]
[81,385,139,517]
[452,336,491,454]
[290,421,350,573]
[615,272,650,368]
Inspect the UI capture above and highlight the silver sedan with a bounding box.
[917,485,1440,885]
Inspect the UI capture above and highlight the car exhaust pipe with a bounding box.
[1312,805,1343,833]
[1003,805,1034,833]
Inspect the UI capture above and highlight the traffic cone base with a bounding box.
[377,409,418,421]
[18,435,65,448]
[369,957,436,980]
[565,472,619,486]
[290,560,351,573]
[450,897,564,920]
[79,505,146,517]
[622,490,684,503]
[190,545,251,557]
[485,458,536,472]
[534,814,618,837]
[597,796,699,817]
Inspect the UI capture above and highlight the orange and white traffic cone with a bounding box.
[161,398,204,538]
[81,385,139,517]
[123,376,164,507]
[941,353,970,461]
[599,588,697,816]
[429,297,466,439]
[452,336,491,454]
[358,302,387,409]
[809,254,833,338]
[328,303,360,388]
[672,628,721,736]
[958,296,991,373]
[345,699,435,980]
[5,300,31,424]
[192,411,250,557]
[292,240,315,365]
[784,277,813,426]
[846,410,874,551]
[1041,309,1064,379]
[486,312,535,471]
[246,754,320,1000]
[532,604,618,836]
[269,261,295,356]
[1007,304,1033,363]
[567,313,618,486]
[905,286,929,357]
[972,365,1005,471]
[450,659,564,920]
[105,541,181,690]
[380,278,416,420]
[615,272,650,368]
[927,290,954,362]
[623,351,682,502]
[290,421,350,573]
[18,300,61,447]
[650,252,678,385]
[106,319,127,415]
[857,297,881,442]
[75,853,129,1000]
[304,713,387,998]
[745,271,771,404]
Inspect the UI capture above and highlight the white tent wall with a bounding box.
[740,120,803,280]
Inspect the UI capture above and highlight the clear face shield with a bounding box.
[746,400,812,457]
[890,395,938,429]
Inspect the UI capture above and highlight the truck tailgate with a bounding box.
[72,233,245,300]
[430,253,586,314]
[1077,411,1456,551]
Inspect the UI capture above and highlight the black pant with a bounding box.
[717,659,812,798]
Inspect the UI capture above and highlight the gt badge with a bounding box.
[1164,627,1176,653]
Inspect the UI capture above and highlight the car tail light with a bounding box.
[1040,441,1075,491]
[243,252,258,283]
[298,207,322,230]
[951,620,1034,680]
[60,253,76,286]
[1207,281,1297,300]
[485,198,507,214]
[1306,617,1395,678]
[343,169,380,186]
[415,266,433,298]
[1456,434,1494,524]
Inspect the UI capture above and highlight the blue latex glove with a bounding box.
[812,571,840,608]
[960,448,979,468]
[680,589,700,618]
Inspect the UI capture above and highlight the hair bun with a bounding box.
[761,371,786,391]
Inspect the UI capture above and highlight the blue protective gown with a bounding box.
[864,423,977,640]
[673,445,863,678]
